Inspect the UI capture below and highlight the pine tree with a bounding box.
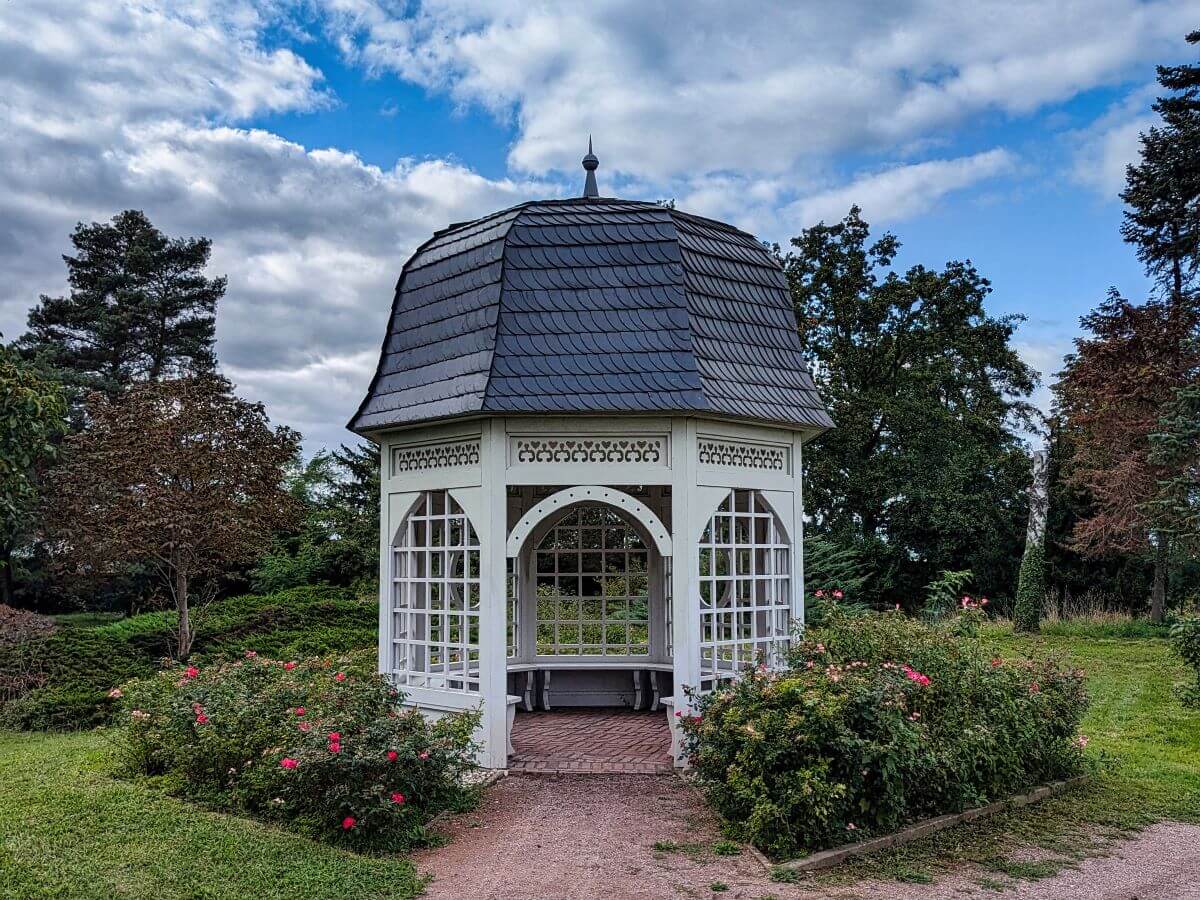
[18,210,223,400]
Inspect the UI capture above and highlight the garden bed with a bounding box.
[776,776,1087,872]
[679,605,1092,859]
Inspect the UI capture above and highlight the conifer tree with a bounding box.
[18,210,223,400]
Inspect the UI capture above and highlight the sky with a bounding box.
[1,0,1198,451]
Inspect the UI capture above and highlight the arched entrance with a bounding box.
[504,488,676,772]
[507,489,673,712]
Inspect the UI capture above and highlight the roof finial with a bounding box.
[581,136,599,199]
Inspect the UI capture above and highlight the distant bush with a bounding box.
[117,651,478,849]
[0,605,56,649]
[680,608,1089,859]
[1170,617,1200,707]
[0,586,375,730]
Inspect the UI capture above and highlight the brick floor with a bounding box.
[508,708,674,775]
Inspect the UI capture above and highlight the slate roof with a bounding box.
[349,197,833,433]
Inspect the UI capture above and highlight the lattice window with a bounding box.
[391,491,480,692]
[507,557,519,659]
[533,505,650,656]
[698,489,790,684]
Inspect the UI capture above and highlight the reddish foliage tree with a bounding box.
[42,375,301,656]
[1055,291,1200,620]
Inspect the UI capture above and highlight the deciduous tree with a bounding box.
[783,207,1037,604]
[0,345,67,605]
[1055,294,1200,621]
[42,375,300,657]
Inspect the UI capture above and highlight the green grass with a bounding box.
[812,627,1200,885]
[0,730,426,899]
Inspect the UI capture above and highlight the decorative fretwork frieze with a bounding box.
[697,438,790,473]
[391,439,480,475]
[510,435,668,466]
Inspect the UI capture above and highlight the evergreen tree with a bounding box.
[18,210,222,400]
[1149,382,1200,551]
[252,442,380,596]
[783,207,1037,605]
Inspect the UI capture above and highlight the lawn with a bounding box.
[0,625,1196,897]
[0,731,427,899]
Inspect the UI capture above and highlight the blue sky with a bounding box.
[1,1,1196,448]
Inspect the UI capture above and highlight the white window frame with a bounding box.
[698,488,791,685]
[390,490,481,693]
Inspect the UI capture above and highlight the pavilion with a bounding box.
[349,143,832,769]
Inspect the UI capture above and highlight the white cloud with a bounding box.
[789,150,1016,227]
[1070,84,1159,198]
[0,0,541,450]
[318,0,1199,181]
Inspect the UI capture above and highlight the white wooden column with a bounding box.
[670,417,700,709]
[479,418,510,768]
[792,431,806,628]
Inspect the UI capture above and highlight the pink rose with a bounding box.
[185,666,199,679]
[334,672,347,683]
[298,722,312,733]
[387,751,398,762]
[195,713,209,725]
[419,751,430,760]
[280,758,298,769]
[108,688,123,699]
[244,650,257,658]
[341,816,356,830]
[391,792,405,805]
[294,707,306,717]
[284,662,297,671]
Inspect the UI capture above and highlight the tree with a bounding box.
[1149,382,1200,550]
[1121,31,1200,314]
[1014,449,1049,632]
[1054,293,1200,621]
[0,345,67,605]
[42,375,300,657]
[18,210,222,401]
[782,208,1037,605]
[252,442,380,595]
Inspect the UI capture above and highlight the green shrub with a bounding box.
[1170,617,1200,707]
[0,586,376,730]
[680,609,1089,859]
[1014,544,1045,633]
[116,650,478,849]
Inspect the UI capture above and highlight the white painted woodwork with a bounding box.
[372,413,813,769]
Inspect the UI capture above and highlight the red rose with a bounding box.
[387,751,398,762]
[341,816,356,830]
[185,666,199,678]
[391,792,405,805]
[280,758,298,769]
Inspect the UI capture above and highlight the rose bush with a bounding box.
[117,649,478,849]
[679,607,1089,859]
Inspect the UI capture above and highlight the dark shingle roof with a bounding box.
[349,198,833,433]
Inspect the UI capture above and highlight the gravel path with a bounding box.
[414,774,1200,899]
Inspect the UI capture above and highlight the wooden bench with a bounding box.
[507,661,674,711]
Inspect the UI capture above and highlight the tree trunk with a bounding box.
[175,568,192,659]
[1151,535,1168,624]
[0,543,14,607]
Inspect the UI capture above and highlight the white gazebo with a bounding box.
[349,147,832,769]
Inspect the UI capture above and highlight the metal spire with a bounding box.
[581,136,599,199]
